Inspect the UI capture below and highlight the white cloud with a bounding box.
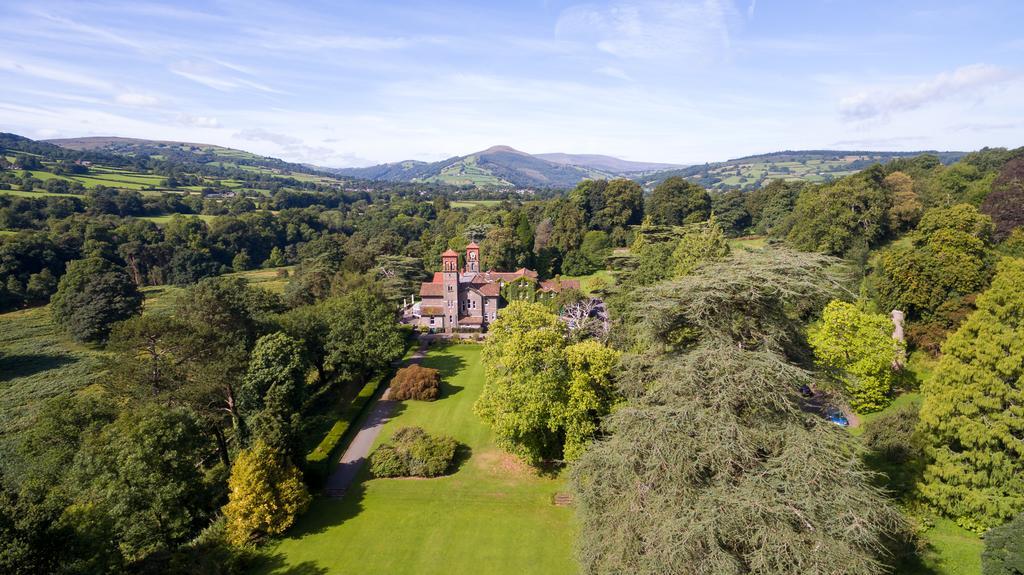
[169,60,283,94]
[595,66,632,80]
[839,64,1015,121]
[555,0,735,61]
[0,57,113,91]
[177,114,222,128]
[115,92,160,106]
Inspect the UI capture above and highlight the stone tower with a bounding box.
[441,249,459,332]
[465,242,480,273]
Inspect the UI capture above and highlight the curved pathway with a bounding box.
[323,337,429,497]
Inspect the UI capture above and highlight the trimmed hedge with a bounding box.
[304,372,387,487]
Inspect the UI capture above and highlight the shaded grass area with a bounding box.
[257,344,577,575]
[0,306,107,438]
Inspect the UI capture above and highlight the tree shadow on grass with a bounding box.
[250,551,329,575]
[449,443,473,474]
[423,350,467,380]
[0,353,74,382]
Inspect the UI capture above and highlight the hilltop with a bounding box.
[643,149,966,191]
[334,145,612,189]
[46,136,328,178]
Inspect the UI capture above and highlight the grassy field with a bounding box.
[561,269,616,295]
[0,305,108,437]
[449,199,504,209]
[728,235,767,250]
[258,344,577,575]
[0,188,87,198]
[138,214,218,225]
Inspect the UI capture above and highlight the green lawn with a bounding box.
[258,344,577,575]
[561,269,616,295]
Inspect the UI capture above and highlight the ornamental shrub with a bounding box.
[983,512,1024,575]
[390,364,441,401]
[369,427,458,478]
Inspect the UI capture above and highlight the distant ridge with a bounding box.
[334,145,684,188]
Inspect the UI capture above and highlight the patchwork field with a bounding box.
[258,344,577,575]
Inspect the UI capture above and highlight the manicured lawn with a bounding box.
[258,344,577,575]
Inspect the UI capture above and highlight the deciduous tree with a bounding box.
[50,257,143,343]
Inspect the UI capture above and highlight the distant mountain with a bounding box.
[335,145,630,189]
[46,136,329,177]
[535,153,684,174]
[641,149,967,192]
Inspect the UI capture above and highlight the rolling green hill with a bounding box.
[643,149,966,191]
[336,145,610,189]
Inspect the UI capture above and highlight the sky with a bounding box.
[1,0,1022,167]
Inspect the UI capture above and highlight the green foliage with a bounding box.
[369,427,459,478]
[918,258,1024,532]
[810,301,904,413]
[390,364,442,401]
[476,301,619,464]
[646,176,710,226]
[66,405,213,562]
[563,230,610,275]
[574,249,907,575]
[321,288,406,383]
[671,217,730,277]
[238,332,307,454]
[861,403,926,500]
[786,167,891,255]
[50,256,143,343]
[885,171,924,232]
[559,340,620,461]
[223,441,310,546]
[982,512,1024,575]
[872,204,995,320]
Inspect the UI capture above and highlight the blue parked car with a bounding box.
[825,408,849,427]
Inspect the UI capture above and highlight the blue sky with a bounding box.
[1,0,1022,166]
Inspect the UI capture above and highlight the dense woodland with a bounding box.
[1,134,1024,574]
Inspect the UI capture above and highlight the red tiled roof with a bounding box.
[419,282,444,297]
[466,241,479,249]
[432,272,444,283]
[538,279,581,293]
[459,315,484,325]
[421,306,445,316]
[468,282,500,297]
[442,249,458,257]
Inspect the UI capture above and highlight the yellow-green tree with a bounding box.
[671,217,729,277]
[560,340,621,461]
[917,258,1024,531]
[223,441,310,545]
[476,302,620,464]
[810,301,904,413]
